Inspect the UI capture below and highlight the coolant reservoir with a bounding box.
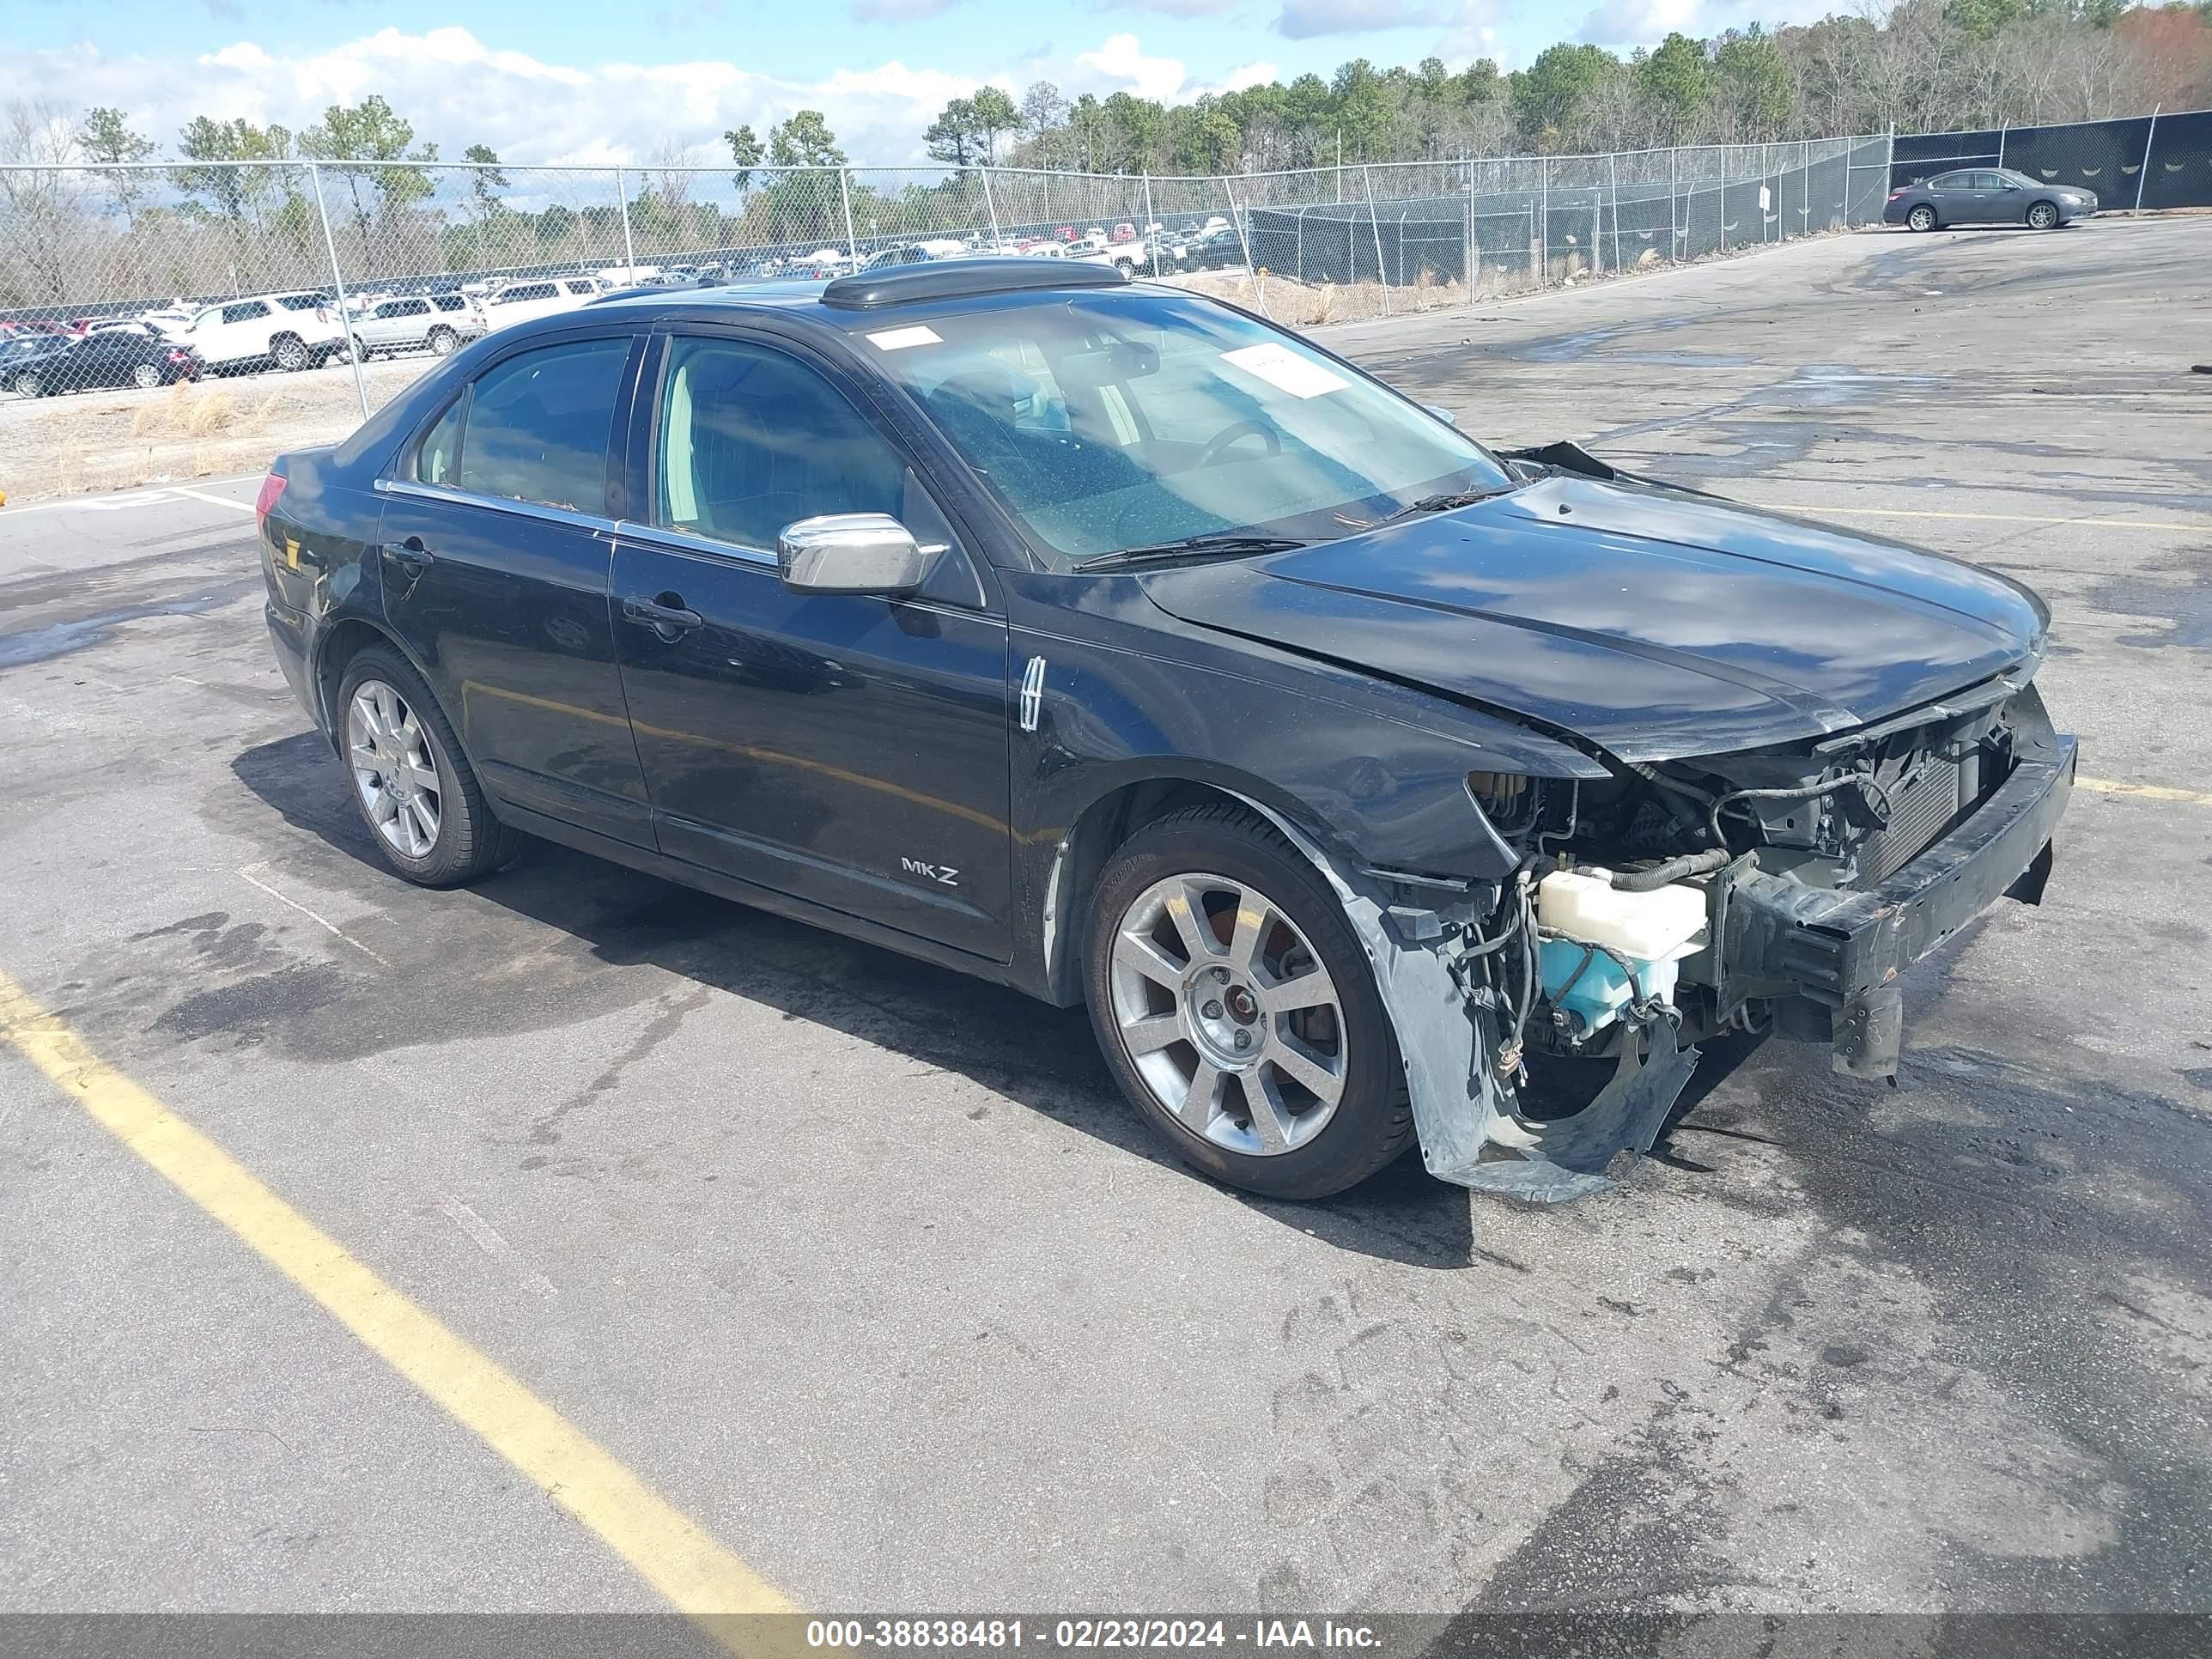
[1535,868,1710,1035]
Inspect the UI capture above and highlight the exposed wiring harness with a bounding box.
[1705,769,1895,849]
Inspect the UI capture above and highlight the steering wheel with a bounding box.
[1199,420,1280,467]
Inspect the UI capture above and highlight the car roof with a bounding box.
[574,258,1133,331]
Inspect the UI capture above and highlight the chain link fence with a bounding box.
[0,132,1907,499]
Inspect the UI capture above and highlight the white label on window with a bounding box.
[866,325,943,351]
[1220,342,1346,399]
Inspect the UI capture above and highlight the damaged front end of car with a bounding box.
[1258,674,2075,1203]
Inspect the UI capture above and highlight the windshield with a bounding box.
[869,287,1512,564]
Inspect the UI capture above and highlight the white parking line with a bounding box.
[235,863,388,967]
[0,474,264,517]
[170,485,258,514]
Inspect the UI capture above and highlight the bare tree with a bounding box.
[0,99,88,305]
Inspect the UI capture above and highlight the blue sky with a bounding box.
[8,0,1806,166]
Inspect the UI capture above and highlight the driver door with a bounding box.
[610,330,1014,961]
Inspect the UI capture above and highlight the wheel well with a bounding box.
[270,330,303,345]
[1044,777,1271,1003]
[313,619,404,750]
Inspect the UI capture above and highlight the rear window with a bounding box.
[452,337,630,512]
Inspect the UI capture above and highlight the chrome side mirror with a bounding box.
[776,514,938,597]
[1424,404,1458,427]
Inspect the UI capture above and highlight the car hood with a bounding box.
[1136,474,2048,763]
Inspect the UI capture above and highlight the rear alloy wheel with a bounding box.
[131,363,161,389]
[1906,204,1938,232]
[272,335,308,372]
[11,374,42,398]
[2027,201,2059,230]
[1085,805,1413,1199]
[428,325,458,356]
[336,646,519,887]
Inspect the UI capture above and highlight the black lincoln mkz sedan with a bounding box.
[257,259,2073,1202]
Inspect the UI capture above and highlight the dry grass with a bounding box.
[0,356,430,504]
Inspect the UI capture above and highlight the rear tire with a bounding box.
[1906,204,1937,232]
[271,334,308,372]
[1083,804,1414,1200]
[10,373,42,398]
[131,363,161,389]
[2027,201,2059,230]
[334,645,520,888]
[428,325,458,356]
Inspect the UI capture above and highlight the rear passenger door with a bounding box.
[375,330,658,848]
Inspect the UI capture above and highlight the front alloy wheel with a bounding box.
[1084,805,1413,1199]
[2027,202,2059,229]
[348,680,443,859]
[1108,872,1346,1157]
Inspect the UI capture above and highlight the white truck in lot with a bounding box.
[480,275,611,331]
[184,291,349,373]
[349,293,488,360]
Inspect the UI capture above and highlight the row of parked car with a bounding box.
[0,223,1254,401]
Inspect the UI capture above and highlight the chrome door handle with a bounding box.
[621,594,703,640]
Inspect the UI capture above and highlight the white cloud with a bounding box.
[1223,61,1282,92]
[0,25,1244,174]
[1093,0,1238,17]
[1273,0,1447,42]
[1074,33,1189,103]
[0,28,989,169]
[1577,0,1835,46]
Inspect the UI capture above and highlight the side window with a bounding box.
[222,301,270,325]
[416,396,465,487]
[1930,172,1966,191]
[653,337,905,552]
[453,337,630,511]
[434,295,466,312]
[399,299,431,318]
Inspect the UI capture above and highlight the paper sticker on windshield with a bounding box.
[866,325,942,351]
[1220,342,1346,399]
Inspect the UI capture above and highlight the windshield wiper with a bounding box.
[1074,533,1311,573]
[1375,484,1517,527]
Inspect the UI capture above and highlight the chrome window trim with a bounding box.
[612,520,779,569]
[376,477,617,535]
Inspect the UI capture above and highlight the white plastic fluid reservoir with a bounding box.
[1535,868,1711,1027]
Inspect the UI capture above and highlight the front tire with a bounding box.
[11,373,42,398]
[2027,201,2059,230]
[1083,805,1413,1200]
[1906,204,1938,232]
[335,646,519,888]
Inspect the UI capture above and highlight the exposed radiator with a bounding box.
[1856,752,1967,886]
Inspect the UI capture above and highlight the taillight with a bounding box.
[167,348,188,362]
[255,472,287,528]
[317,305,331,323]
[1887,189,1906,201]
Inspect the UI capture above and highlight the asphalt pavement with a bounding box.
[2,216,2208,1626]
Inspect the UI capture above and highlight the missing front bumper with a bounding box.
[1723,730,2076,1077]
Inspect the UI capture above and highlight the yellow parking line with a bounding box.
[0,969,793,1641]
[2077,775,2212,806]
